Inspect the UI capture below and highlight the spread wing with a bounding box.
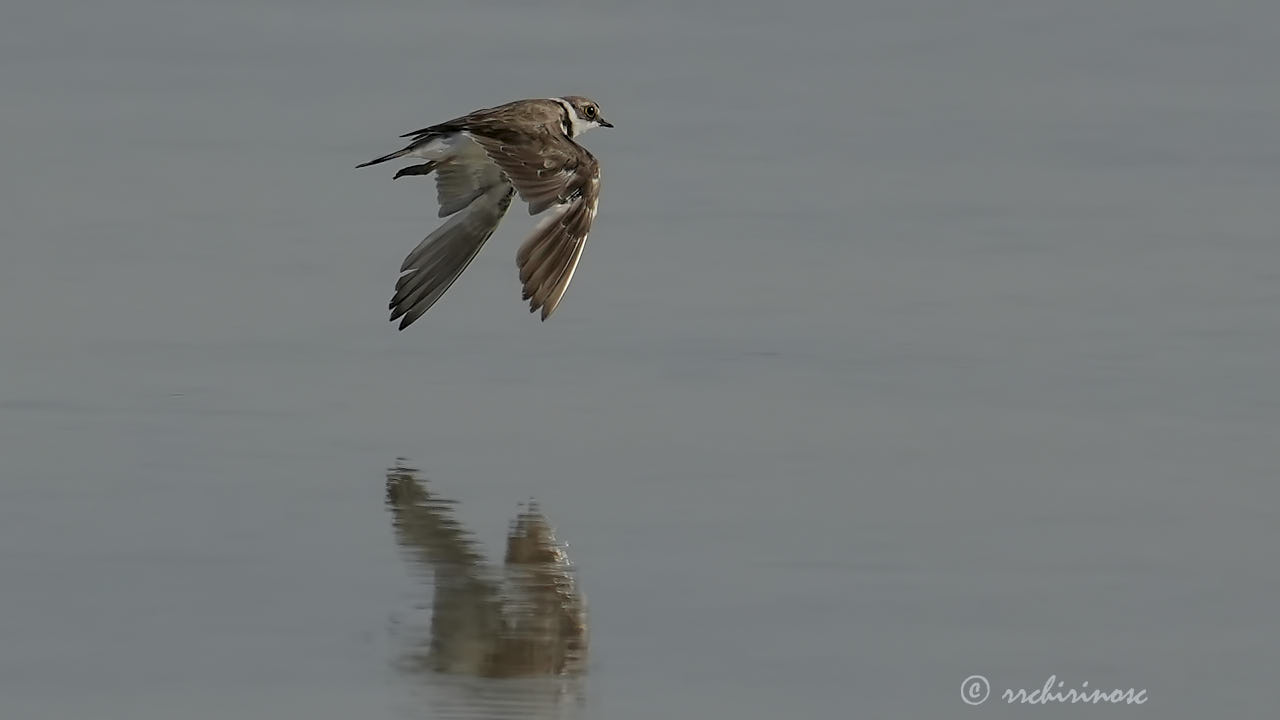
[388,179,515,331]
[388,140,517,330]
[470,132,601,320]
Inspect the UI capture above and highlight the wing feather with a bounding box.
[389,183,515,330]
[512,175,599,319]
[469,132,596,215]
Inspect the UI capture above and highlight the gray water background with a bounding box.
[2,0,1278,717]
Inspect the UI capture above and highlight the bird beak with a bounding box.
[599,118,614,128]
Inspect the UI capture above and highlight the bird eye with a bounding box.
[585,105,597,118]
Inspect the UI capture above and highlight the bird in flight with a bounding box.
[357,96,612,329]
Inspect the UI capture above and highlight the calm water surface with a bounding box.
[2,1,1278,718]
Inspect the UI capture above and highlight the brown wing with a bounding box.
[515,186,597,320]
[513,168,600,320]
[469,130,596,214]
[466,131,600,320]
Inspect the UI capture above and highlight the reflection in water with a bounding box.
[385,460,588,719]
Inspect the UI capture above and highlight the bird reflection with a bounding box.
[385,460,588,718]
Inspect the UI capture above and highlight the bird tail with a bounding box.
[355,147,412,169]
